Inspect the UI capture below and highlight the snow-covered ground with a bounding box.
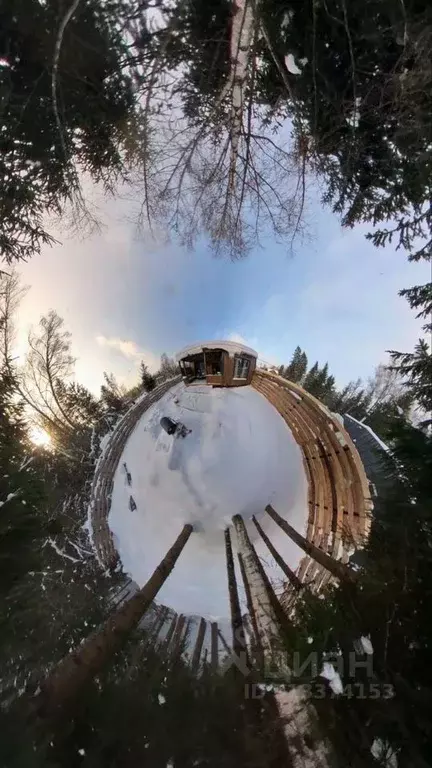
[109,383,308,619]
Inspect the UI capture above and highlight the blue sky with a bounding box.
[17,187,430,394]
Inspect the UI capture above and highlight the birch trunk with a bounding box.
[224,527,247,660]
[232,514,283,664]
[238,551,264,671]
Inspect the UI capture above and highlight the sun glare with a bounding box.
[30,427,52,448]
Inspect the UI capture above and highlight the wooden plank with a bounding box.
[253,371,371,557]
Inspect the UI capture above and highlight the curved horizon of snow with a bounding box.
[109,383,308,619]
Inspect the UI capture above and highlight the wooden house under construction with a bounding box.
[175,340,257,387]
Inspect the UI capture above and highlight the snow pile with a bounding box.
[359,635,374,655]
[344,414,390,453]
[109,383,307,618]
[175,339,257,360]
[371,739,398,767]
[320,662,343,695]
[284,54,308,75]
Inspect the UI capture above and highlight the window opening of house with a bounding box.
[234,356,250,379]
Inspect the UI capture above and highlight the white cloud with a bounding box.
[223,331,281,367]
[227,332,248,345]
[95,335,160,372]
[96,335,141,359]
[225,331,260,349]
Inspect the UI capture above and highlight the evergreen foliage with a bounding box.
[0,281,126,713]
[284,421,432,764]
[0,366,47,597]
[5,624,287,768]
[2,0,430,264]
[388,339,432,414]
[140,361,156,392]
[279,347,415,438]
[400,283,432,334]
[129,0,432,262]
[302,361,319,392]
[100,372,128,415]
[0,0,136,263]
[283,345,308,383]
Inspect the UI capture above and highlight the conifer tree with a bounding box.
[284,346,308,383]
[302,361,319,393]
[400,283,432,334]
[388,339,432,413]
[0,0,136,263]
[140,361,156,392]
[0,367,47,597]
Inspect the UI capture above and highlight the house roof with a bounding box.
[175,340,258,362]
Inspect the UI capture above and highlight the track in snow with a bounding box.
[108,383,308,619]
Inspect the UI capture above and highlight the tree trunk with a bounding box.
[233,514,286,663]
[184,617,193,646]
[238,551,264,672]
[31,523,193,725]
[171,614,186,658]
[164,613,178,648]
[202,648,208,671]
[224,527,247,660]
[150,605,169,644]
[265,504,358,583]
[144,606,161,637]
[211,622,219,670]
[110,577,133,608]
[226,0,255,188]
[252,515,303,592]
[191,617,206,675]
[218,628,231,656]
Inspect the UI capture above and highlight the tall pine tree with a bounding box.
[0,0,136,263]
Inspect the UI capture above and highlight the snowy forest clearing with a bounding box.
[109,383,307,618]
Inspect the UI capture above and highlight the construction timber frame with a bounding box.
[252,370,373,591]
